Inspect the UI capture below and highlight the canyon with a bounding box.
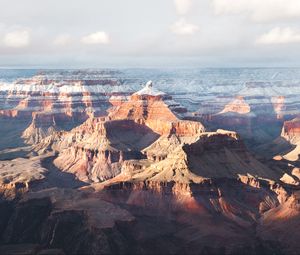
[0,69,300,255]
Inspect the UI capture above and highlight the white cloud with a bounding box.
[213,0,300,22]
[53,34,72,46]
[256,27,300,45]
[171,18,199,35]
[3,29,30,48]
[174,0,192,15]
[81,31,110,45]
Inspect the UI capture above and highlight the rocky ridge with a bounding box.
[33,82,205,183]
[1,77,300,254]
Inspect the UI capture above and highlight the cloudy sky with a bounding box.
[1,0,300,67]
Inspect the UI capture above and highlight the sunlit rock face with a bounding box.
[275,117,300,161]
[28,82,297,255]
[0,70,134,147]
[33,81,287,187]
[33,81,205,183]
[282,117,300,144]
[0,76,111,119]
[1,71,300,255]
[3,70,300,150]
[255,115,300,162]
[51,119,160,182]
[109,81,204,137]
[22,112,58,144]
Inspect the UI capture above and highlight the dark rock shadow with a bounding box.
[31,156,88,191]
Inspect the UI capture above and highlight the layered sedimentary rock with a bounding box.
[259,117,300,161]
[0,151,294,255]
[0,79,107,119]
[273,117,300,161]
[52,119,160,182]
[0,70,136,147]
[34,82,204,183]
[281,117,300,144]
[35,82,290,189]
[86,171,293,254]
[132,129,282,184]
[3,70,300,151]
[109,81,204,136]
[1,73,300,254]
[22,112,59,144]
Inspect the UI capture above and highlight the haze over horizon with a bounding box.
[1,0,300,68]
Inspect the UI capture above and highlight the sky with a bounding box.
[1,0,300,68]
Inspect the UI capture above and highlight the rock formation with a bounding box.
[267,117,300,161]
[31,82,290,202]
[219,96,251,114]
[1,73,300,255]
[0,157,47,199]
[22,112,59,144]
[34,81,205,183]
[281,117,300,144]
[0,70,134,147]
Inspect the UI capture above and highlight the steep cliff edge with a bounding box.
[273,117,300,161]
[22,113,59,144]
[109,81,205,136]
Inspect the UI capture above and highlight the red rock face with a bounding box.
[0,91,104,120]
[47,118,160,182]
[110,97,177,122]
[35,83,288,185]
[32,83,205,182]
[110,90,204,137]
[22,112,58,144]
[2,80,300,254]
[280,117,300,162]
[145,119,204,137]
[0,75,121,139]
[0,74,133,147]
[41,115,280,184]
[20,83,297,255]
[282,117,300,139]
[257,192,300,254]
